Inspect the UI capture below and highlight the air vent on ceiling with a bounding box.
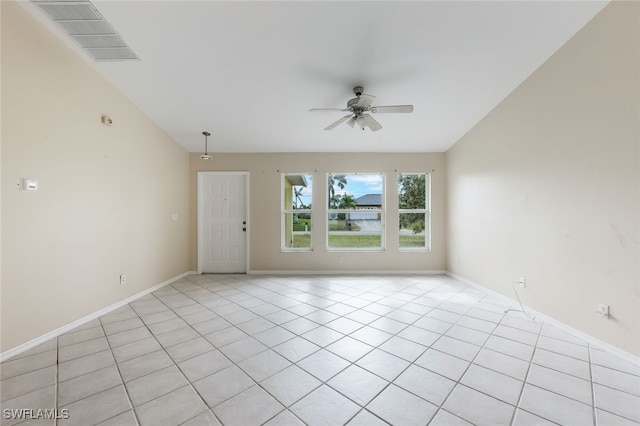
[32,1,140,62]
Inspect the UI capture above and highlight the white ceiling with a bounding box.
[25,1,608,153]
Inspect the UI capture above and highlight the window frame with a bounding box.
[398,172,431,252]
[281,173,313,252]
[326,172,386,252]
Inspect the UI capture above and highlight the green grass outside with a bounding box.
[288,233,426,249]
[293,218,311,232]
[289,235,311,248]
[399,235,426,247]
[289,234,381,248]
[329,234,381,247]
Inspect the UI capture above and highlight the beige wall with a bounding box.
[1,2,190,352]
[190,153,446,272]
[446,2,639,355]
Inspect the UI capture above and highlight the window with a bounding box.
[398,173,430,250]
[282,173,312,251]
[327,173,384,250]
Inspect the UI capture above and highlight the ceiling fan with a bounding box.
[309,86,413,132]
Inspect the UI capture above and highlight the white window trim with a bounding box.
[398,172,431,252]
[281,173,313,252]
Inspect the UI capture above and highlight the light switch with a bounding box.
[22,179,38,191]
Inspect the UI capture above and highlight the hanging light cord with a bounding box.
[504,281,536,320]
[203,131,210,155]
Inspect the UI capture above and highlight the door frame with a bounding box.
[197,171,250,274]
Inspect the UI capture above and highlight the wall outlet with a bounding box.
[120,274,127,285]
[518,277,526,288]
[596,304,610,318]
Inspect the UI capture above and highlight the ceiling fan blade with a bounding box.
[371,105,414,113]
[356,94,376,108]
[347,117,356,128]
[324,114,353,130]
[309,108,348,112]
[363,114,382,132]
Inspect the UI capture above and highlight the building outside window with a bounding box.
[327,173,384,250]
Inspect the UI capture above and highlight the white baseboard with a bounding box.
[248,269,447,275]
[0,271,191,363]
[446,271,639,366]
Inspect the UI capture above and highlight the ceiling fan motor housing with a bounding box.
[347,97,363,110]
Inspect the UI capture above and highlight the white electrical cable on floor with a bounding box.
[504,281,536,320]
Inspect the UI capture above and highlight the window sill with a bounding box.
[326,248,386,252]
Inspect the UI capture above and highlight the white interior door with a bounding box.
[199,172,247,273]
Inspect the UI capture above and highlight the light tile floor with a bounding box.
[1,274,639,426]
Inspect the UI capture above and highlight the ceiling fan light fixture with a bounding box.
[356,115,367,130]
[309,86,413,132]
[201,131,213,160]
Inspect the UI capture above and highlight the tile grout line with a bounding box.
[427,301,505,425]
[181,275,419,424]
[296,278,517,424]
[54,336,59,426]
[0,356,55,403]
[132,291,226,425]
[105,293,229,421]
[194,274,342,424]
[56,364,120,406]
[536,335,594,363]
[273,275,425,424]
[517,323,608,424]
[96,312,141,426]
[166,277,323,424]
[179,275,324,425]
[329,283,494,424]
[51,322,141,424]
[510,315,545,426]
[589,343,597,426]
[581,347,640,424]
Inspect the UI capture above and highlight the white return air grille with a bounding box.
[33,1,140,61]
